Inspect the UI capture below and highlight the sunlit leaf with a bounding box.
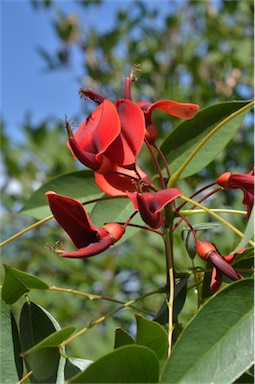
[160,101,252,178]
[70,345,159,383]
[161,279,254,383]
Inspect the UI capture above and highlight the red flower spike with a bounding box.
[127,188,183,228]
[95,165,151,196]
[46,191,125,258]
[67,100,120,173]
[196,240,243,293]
[217,168,254,219]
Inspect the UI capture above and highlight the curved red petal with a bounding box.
[208,251,242,281]
[68,99,121,161]
[140,189,183,215]
[95,165,150,196]
[61,237,114,258]
[46,191,99,248]
[127,189,182,228]
[148,100,199,120]
[106,99,145,166]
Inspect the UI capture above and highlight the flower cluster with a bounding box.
[46,66,254,294]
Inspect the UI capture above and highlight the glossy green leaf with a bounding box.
[0,300,20,383]
[70,345,159,383]
[23,327,75,355]
[161,279,254,384]
[20,170,103,219]
[233,207,254,253]
[114,327,135,349]
[1,264,49,304]
[135,315,168,359]
[19,302,63,383]
[160,100,252,178]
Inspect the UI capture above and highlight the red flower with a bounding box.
[67,98,145,173]
[46,191,125,258]
[137,100,200,143]
[217,168,254,219]
[95,165,151,196]
[196,240,243,293]
[127,188,183,228]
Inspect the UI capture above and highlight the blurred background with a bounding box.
[1,0,254,360]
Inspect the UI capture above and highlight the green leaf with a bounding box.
[70,345,159,383]
[161,279,254,384]
[233,207,254,253]
[20,170,103,219]
[135,315,168,360]
[23,327,75,354]
[1,264,49,304]
[154,276,189,324]
[11,312,23,380]
[160,100,252,178]
[114,327,135,349]
[0,299,20,383]
[19,302,64,383]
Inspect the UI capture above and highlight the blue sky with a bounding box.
[1,0,127,142]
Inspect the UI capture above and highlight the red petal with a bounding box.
[148,100,199,120]
[106,99,145,166]
[141,189,183,215]
[61,237,114,258]
[127,189,182,228]
[208,251,242,281]
[46,191,99,248]
[95,165,150,196]
[67,100,121,164]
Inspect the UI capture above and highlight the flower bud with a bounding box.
[196,240,216,260]
[102,223,125,242]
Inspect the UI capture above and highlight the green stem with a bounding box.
[49,286,152,316]
[168,100,255,187]
[164,227,175,357]
[179,208,247,216]
[180,196,255,247]
[0,215,53,247]
[61,287,165,347]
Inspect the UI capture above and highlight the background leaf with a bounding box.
[1,264,49,304]
[160,101,252,178]
[0,299,20,383]
[70,345,159,383]
[160,279,254,384]
[20,170,103,219]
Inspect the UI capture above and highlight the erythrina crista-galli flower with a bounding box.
[217,168,254,219]
[196,240,243,293]
[127,188,183,228]
[46,191,125,258]
[66,98,145,174]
